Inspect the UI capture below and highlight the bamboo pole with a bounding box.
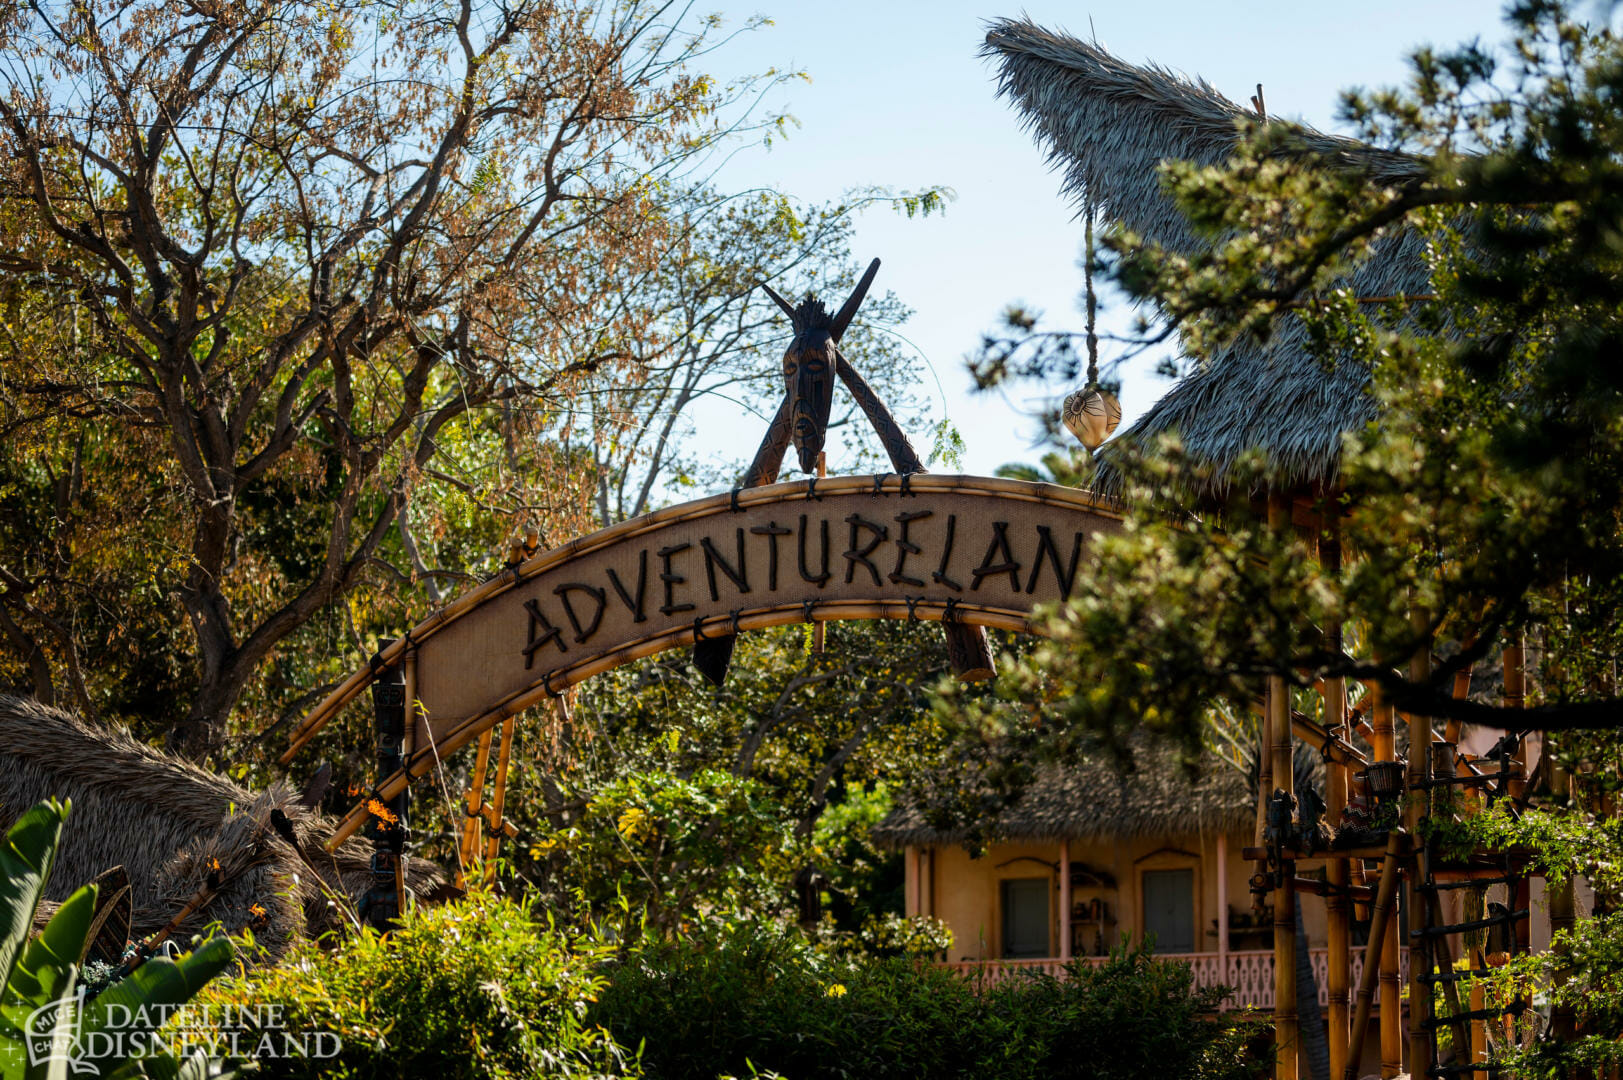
[1369,686,1403,1078]
[1322,526,1352,1080]
[1345,831,1407,1080]
[458,727,495,888]
[483,712,517,886]
[1471,969,1487,1080]
[1407,609,1434,1077]
[1268,496,1297,1080]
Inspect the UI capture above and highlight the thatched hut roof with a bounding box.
[982,19,1435,499]
[871,742,1252,847]
[0,695,442,963]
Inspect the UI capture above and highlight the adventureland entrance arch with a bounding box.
[283,473,1122,845]
[279,257,1122,921]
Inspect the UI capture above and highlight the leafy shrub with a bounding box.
[590,921,1267,1080]
[181,891,635,1079]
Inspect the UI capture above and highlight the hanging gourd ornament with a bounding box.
[1062,195,1119,451]
[1062,385,1121,449]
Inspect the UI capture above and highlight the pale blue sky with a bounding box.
[689,0,1510,477]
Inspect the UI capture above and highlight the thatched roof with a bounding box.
[872,742,1253,847]
[983,19,1435,499]
[0,695,442,963]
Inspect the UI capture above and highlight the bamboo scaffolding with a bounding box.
[1268,495,1297,1080]
[1344,831,1407,1080]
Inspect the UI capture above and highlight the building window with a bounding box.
[1001,877,1050,958]
[1141,868,1196,953]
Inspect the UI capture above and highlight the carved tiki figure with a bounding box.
[761,259,879,473]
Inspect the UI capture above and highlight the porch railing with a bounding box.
[940,948,1411,1011]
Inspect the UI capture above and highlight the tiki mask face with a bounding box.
[782,306,837,473]
[760,259,881,474]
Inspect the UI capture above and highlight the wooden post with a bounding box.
[1059,838,1072,962]
[1550,759,1577,1042]
[1322,527,1352,1080]
[1473,954,1486,1071]
[1217,832,1230,982]
[814,452,828,653]
[362,641,408,930]
[905,846,920,916]
[1344,832,1406,1080]
[398,649,417,910]
[482,712,517,886]
[1406,609,1434,1078]
[1504,636,1527,801]
[1370,686,1403,1078]
[924,846,935,918]
[1268,495,1298,1080]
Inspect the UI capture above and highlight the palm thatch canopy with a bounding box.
[983,18,1435,499]
[872,742,1252,847]
[0,695,441,963]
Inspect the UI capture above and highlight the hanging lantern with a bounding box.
[1062,385,1121,450]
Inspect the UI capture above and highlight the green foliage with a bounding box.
[1461,912,1623,1077]
[0,799,235,1080]
[490,622,1002,935]
[590,921,1267,1080]
[527,768,800,938]
[1428,801,1623,898]
[181,891,632,1080]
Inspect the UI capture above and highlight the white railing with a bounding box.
[942,948,1411,1011]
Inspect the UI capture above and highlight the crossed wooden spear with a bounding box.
[691,258,996,685]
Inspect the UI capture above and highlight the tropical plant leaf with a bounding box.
[8,886,96,1009]
[74,937,235,1077]
[0,801,68,992]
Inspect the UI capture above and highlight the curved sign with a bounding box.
[282,474,1121,842]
